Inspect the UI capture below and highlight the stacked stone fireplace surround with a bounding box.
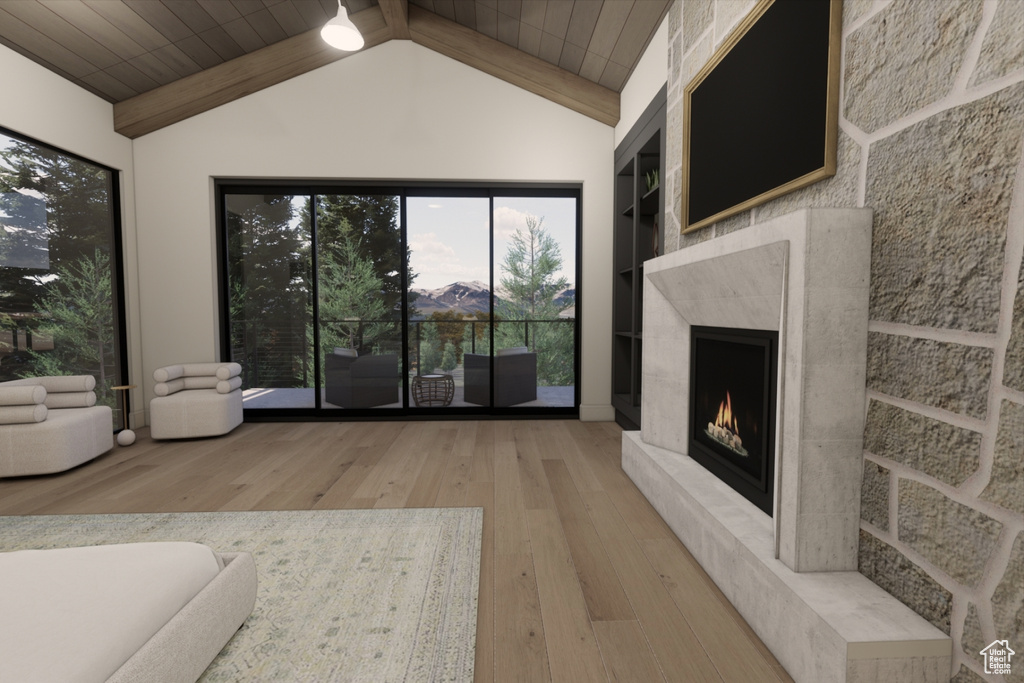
[632,2,1024,681]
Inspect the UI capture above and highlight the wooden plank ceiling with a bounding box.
[0,0,670,138]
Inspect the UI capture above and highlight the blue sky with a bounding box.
[407,196,576,291]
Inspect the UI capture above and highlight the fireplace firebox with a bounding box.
[689,326,778,515]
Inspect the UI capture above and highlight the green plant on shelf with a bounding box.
[645,169,659,193]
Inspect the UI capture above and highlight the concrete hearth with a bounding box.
[622,209,951,682]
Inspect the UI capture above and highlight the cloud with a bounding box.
[409,231,487,288]
[409,232,455,257]
[493,206,539,241]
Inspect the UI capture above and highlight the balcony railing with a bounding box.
[230,317,575,389]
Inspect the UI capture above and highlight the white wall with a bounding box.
[0,44,145,429]
[132,40,616,420]
[615,16,669,148]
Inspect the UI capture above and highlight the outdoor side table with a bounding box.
[411,374,454,407]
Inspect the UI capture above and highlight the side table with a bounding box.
[411,374,454,407]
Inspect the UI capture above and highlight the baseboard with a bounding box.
[579,404,615,421]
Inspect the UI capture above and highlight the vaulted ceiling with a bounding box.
[0,0,670,138]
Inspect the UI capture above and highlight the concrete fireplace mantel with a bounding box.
[643,208,872,572]
[622,208,951,682]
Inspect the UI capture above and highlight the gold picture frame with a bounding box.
[681,0,842,234]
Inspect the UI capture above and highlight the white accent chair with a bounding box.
[0,375,113,478]
[149,363,243,440]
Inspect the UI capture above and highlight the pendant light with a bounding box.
[321,0,364,51]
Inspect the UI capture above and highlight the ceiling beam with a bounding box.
[112,6,390,139]
[379,0,410,40]
[407,6,619,127]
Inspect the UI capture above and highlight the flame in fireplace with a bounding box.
[705,390,748,456]
[715,391,739,437]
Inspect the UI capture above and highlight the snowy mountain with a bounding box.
[410,281,492,318]
[409,281,576,319]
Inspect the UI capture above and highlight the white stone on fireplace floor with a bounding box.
[623,208,951,682]
[624,432,950,683]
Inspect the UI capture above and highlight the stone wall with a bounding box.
[661,1,1023,681]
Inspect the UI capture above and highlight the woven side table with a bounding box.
[412,374,455,407]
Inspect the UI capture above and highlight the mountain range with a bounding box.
[409,281,575,319]
[410,281,492,317]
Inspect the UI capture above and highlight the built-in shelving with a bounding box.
[611,86,666,431]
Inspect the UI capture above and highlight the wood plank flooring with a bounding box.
[0,420,793,683]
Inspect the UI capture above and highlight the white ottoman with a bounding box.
[149,389,242,440]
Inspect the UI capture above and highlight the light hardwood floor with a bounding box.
[0,420,793,683]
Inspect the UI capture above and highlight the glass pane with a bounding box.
[493,197,576,407]
[225,194,314,409]
[407,196,490,407]
[0,131,123,429]
[317,194,403,409]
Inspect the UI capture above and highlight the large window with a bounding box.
[0,128,126,428]
[220,184,579,417]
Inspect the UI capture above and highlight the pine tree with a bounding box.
[313,194,413,315]
[316,238,391,356]
[440,340,457,373]
[418,322,442,375]
[1,135,119,387]
[427,310,468,360]
[27,249,115,407]
[497,216,568,321]
[226,194,310,387]
[496,216,574,386]
[461,311,490,357]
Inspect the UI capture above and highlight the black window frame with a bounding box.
[0,125,129,430]
[216,180,582,420]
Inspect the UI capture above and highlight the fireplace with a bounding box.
[621,209,950,683]
[689,326,777,515]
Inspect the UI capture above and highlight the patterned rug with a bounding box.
[0,508,482,682]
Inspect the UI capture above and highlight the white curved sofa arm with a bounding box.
[0,384,49,425]
[0,375,98,410]
[0,384,47,406]
[2,375,96,393]
[153,363,243,397]
[153,363,242,383]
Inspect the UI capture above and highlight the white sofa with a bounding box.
[0,376,113,478]
[149,363,243,440]
[0,541,257,683]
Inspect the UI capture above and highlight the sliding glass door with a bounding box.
[317,194,403,411]
[493,196,576,408]
[406,194,491,407]
[224,193,313,409]
[220,183,579,417]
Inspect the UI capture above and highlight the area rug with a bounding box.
[0,508,482,682]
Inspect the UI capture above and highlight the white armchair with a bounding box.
[149,363,243,440]
[0,375,113,477]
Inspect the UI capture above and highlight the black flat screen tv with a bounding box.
[682,0,842,233]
